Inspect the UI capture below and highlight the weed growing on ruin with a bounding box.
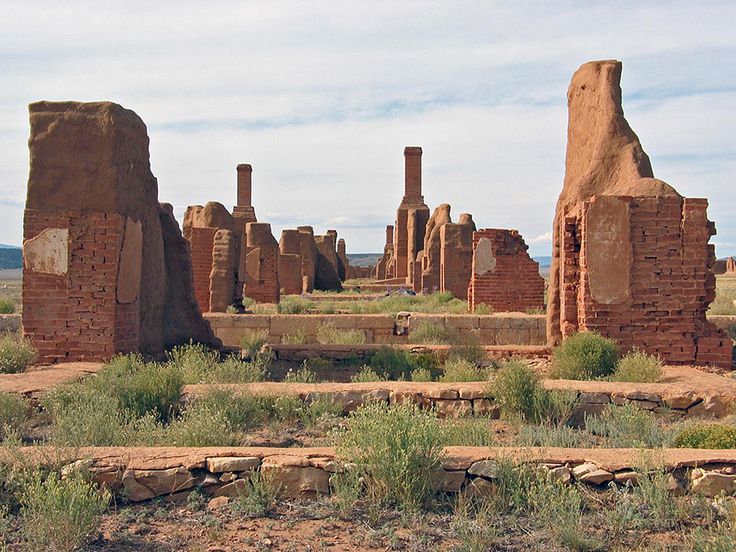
[167,342,220,382]
[203,355,267,384]
[368,346,415,380]
[341,291,467,315]
[0,393,28,440]
[167,400,241,446]
[330,467,363,516]
[610,469,689,531]
[0,299,14,314]
[409,321,458,345]
[674,422,736,449]
[281,329,309,344]
[440,358,490,382]
[351,366,383,382]
[447,341,487,366]
[516,422,597,448]
[231,471,281,517]
[336,402,443,510]
[585,403,668,448]
[440,418,495,446]
[491,360,577,424]
[611,350,663,383]
[552,331,619,380]
[283,363,317,383]
[277,296,315,314]
[240,329,269,360]
[20,470,110,552]
[316,323,365,345]
[410,367,433,382]
[0,336,37,373]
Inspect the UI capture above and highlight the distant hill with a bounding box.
[0,247,22,270]
[347,253,382,268]
[0,244,21,249]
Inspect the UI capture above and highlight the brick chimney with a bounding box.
[236,164,252,207]
[403,146,422,201]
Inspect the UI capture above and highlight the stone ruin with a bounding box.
[22,101,219,363]
[374,225,394,280]
[726,257,736,274]
[242,223,280,304]
[547,60,731,368]
[468,229,545,313]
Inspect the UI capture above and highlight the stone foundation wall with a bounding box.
[21,447,736,503]
[204,312,547,346]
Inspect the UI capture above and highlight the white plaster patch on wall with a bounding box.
[473,237,496,276]
[23,227,69,275]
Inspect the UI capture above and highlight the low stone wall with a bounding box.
[15,446,736,503]
[184,367,736,419]
[267,343,550,363]
[203,312,547,347]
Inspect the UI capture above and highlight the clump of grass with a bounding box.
[351,366,383,382]
[336,402,443,510]
[240,329,269,360]
[283,363,317,383]
[409,321,457,345]
[611,469,689,531]
[611,350,663,383]
[674,422,736,449]
[281,330,309,344]
[491,360,577,424]
[0,392,29,440]
[516,422,598,448]
[277,296,315,314]
[585,403,668,448]
[315,323,365,345]
[440,358,490,382]
[204,355,267,384]
[166,400,241,446]
[0,299,15,314]
[231,471,281,516]
[20,471,110,552]
[410,367,434,382]
[440,418,495,446]
[368,346,414,380]
[167,342,220,383]
[551,332,619,380]
[0,335,37,373]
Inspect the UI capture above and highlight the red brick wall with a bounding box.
[565,195,732,368]
[188,227,217,313]
[439,224,473,300]
[468,229,545,313]
[23,209,137,362]
[244,246,280,303]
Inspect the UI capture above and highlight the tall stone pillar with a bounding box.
[394,147,430,282]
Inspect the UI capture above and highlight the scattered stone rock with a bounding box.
[468,460,499,479]
[549,466,572,484]
[207,496,230,510]
[579,469,614,485]
[206,457,261,473]
[462,477,495,499]
[431,470,466,493]
[690,471,736,497]
[122,467,196,502]
[613,470,640,485]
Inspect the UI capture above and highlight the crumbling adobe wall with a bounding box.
[297,227,317,293]
[279,230,304,295]
[183,202,235,313]
[547,60,731,368]
[209,229,238,312]
[726,257,736,274]
[314,234,343,291]
[421,204,451,293]
[22,101,218,362]
[243,223,280,304]
[337,238,350,282]
[469,229,544,313]
[374,225,394,280]
[439,213,475,300]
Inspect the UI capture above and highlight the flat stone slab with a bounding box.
[0,362,103,397]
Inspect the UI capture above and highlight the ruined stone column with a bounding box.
[279,229,304,295]
[243,223,280,304]
[297,226,317,293]
[439,213,476,300]
[421,204,451,293]
[337,238,350,282]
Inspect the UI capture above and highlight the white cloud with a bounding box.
[1,1,735,256]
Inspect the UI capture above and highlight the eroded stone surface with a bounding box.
[116,218,143,303]
[23,228,68,275]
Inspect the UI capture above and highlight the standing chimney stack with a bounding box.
[403,146,423,201]
[236,164,252,207]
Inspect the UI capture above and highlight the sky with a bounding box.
[1,1,735,256]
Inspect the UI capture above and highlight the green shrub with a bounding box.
[0,336,37,373]
[281,330,309,344]
[516,422,597,448]
[369,346,414,380]
[0,299,15,314]
[336,402,443,510]
[20,471,110,552]
[674,423,736,449]
[204,356,267,384]
[231,471,281,516]
[552,332,619,380]
[410,367,434,382]
[166,400,241,446]
[440,418,495,446]
[315,323,365,345]
[447,339,486,366]
[277,296,315,314]
[240,329,269,360]
[189,389,271,431]
[440,358,489,382]
[283,364,317,383]
[0,392,29,439]
[351,366,383,383]
[585,403,667,448]
[611,350,663,383]
[167,342,219,383]
[409,321,457,345]
[491,360,576,424]
[611,469,687,531]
